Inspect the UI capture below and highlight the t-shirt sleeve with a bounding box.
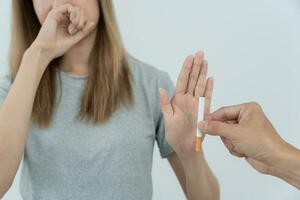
[155,70,176,158]
[0,74,12,106]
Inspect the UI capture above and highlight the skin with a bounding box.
[0,1,220,199]
[0,1,96,197]
[161,51,219,200]
[198,102,300,189]
[32,0,99,75]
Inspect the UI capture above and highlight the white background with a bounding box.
[1,0,300,199]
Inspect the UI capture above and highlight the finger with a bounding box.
[194,60,208,98]
[221,137,244,157]
[175,55,194,94]
[221,137,243,157]
[159,88,174,117]
[69,8,76,23]
[187,51,204,95]
[72,9,86,34]
[52,3,74,15]
[203,77,214,118]
[78,10,86,30]
[50,3,75,25]
[70,8,81,34]
[68,8,79,34]
[201,77,213,140]
[206,104,244,122]
[226,120,238,124]
[220,137,232,151]
[74,8,82,29]
[71,21,96,43]
[72,7,80,24]
[198,120,238,139]
[60,13,70,26]
[52,11,69,27]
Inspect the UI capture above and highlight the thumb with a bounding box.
[198,120,237,139]
[159,88,173,117]
[72,22,96,43]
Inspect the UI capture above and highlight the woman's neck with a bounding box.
[59,30,97,76]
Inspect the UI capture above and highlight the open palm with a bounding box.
[160,51,214,154]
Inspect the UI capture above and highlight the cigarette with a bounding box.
[195,97,205,152]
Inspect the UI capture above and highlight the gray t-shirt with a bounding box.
[0,57,176,200]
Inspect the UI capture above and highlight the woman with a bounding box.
[0,0,219,199]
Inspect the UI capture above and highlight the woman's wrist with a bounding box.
[25,45,52,70]
[21,46,52,80]
[177,149,206,171]
[27,43,54,64]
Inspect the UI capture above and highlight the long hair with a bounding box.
[10,0,134,128]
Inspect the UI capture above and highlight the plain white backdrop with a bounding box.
[1,0,300,199]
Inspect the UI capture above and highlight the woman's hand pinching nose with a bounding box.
[31,4,96,61]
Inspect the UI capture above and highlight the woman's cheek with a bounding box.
[85,0,100,24]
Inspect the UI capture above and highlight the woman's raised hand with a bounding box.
[159,51,214,155]
[31,3,96,61]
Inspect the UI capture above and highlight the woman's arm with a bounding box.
[167,152,187,196]
[159,51,219,199]
[0,4,95,197]
[0,47,50,197]
[168,152,219,200]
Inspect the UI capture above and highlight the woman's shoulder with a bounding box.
[127,55,175,97]
[128,55,169,82]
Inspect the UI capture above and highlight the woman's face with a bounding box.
[32,0,100,25]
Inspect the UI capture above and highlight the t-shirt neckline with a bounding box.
[56,68,89,80]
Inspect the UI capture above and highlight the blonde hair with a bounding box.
[10,0,134,128]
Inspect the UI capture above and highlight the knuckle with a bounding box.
[78,23,84,29]
[247,102,261,110]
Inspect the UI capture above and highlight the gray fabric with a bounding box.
[0,57,176,200]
